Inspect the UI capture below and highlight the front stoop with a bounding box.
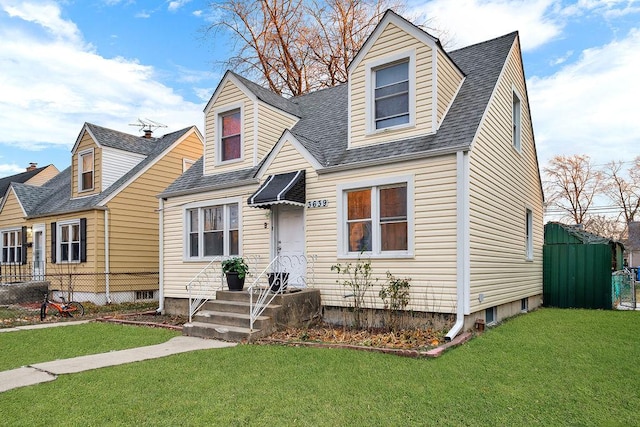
[182,288,321,342]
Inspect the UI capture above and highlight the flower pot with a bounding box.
[225,272,245,291]
[268,272,289,293]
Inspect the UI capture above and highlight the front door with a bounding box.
[32,224,45,280]
[274,204,305,286]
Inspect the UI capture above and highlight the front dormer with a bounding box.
[203,72,299,176]
[72,131,102,198]
[347,11,465,148]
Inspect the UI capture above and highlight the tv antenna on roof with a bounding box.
[128,118,167,134]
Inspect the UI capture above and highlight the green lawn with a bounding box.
[0,323,180,371]
[1,309,639,426]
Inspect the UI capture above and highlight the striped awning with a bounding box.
[247,170,305,208]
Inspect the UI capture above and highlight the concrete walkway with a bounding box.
[0,323,236,393]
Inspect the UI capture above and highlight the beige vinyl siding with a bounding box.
[0,191,26,227]
[42,210,104,294]
[204,80,254,174]
[161,184,264,299]
[72,133,101,198]
[350,22,434,148]
[468,38,543,313]
[256,103,298,160]
[106,132,203,291]
[25,165,59,187]
[436,49,464,127]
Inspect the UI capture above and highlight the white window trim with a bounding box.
[365,49,416,135]
[512,86,522,152]
[78,148,95,192]
[525,207,533,261]
[183,197,243,261]
[0,228,22,265]
[57,219,81,264]
[215,102,244,165]
[337,175,414,259]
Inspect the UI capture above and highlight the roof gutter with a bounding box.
[317,144,468,175]
[158,178,259,200]
[446,150,470,341]
[26,205,108,220]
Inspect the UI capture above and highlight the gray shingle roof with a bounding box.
[167,30,517,196]
[13,126,194,218]
[230,72,302,118]
[159,157,259,198]
[0,165,51,199]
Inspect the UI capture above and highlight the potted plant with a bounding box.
[221,257,249,291]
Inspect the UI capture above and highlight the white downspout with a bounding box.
[157,198,165,313]
[446,150,470,341]
[104,209,111,304]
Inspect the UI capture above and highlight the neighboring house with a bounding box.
[0,123,203,303]
[0,163,59,205]
[159,10,544,337]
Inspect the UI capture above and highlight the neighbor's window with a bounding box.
[512,91,522,150]
[188,203,239,259]
[344,183,408,255]
[79,150,94,191]
[1,229,23,264]
[525,208,533,260]
[374,60,410,130]
[219,109,241,162]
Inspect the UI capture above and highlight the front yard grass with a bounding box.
[1,308,639,425]
[0,323,179,371]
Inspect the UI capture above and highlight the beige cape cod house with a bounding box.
[0,123,203,303]
[159,10,544,339]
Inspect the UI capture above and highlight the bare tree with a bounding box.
[602,157,640,228]
[543,154,603,225]
[207,0,402,96]
[583,214,624,240]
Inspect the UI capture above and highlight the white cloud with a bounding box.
[0,163,24,176]
[529,28,640,166]
[168,0,191,12]
[409,0,563,51]
[0,1,203,153]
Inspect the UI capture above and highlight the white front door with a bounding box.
[32,224,45,280]
[274,204,305,287]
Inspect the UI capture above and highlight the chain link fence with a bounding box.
[0,263,159,306]
[612,268,637,310]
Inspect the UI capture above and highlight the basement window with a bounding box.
[485,307,497,325]
[521,298,528,312]
[135,290,154,300]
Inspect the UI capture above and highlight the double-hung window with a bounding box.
[374,60,410,130]
[219,109,242,162]
[79,149,94,191]
[187,202,239,259]
[339,177,413,257]
[52,219,86,263]
[1,229,24,264]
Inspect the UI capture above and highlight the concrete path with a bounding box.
[0,331,236,393]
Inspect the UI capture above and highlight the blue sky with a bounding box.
[0,0,638,179]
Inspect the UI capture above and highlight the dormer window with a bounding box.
[374,60,409,129]
[219,108,242,162]
[79,149,94,191]
[365,50,415,135]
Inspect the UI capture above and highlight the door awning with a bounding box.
[247,170,305,208]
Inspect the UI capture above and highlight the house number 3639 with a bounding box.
[307,199,328,208]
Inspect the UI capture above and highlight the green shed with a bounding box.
[543,222,625,309]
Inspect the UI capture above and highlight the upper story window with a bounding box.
[79,149,94,191]
[374,60,410,130]
[219,109,242,162]
[512,90,522,151]
[1,229,24,265]
[338,176,413,258]
[187,202,240,259]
